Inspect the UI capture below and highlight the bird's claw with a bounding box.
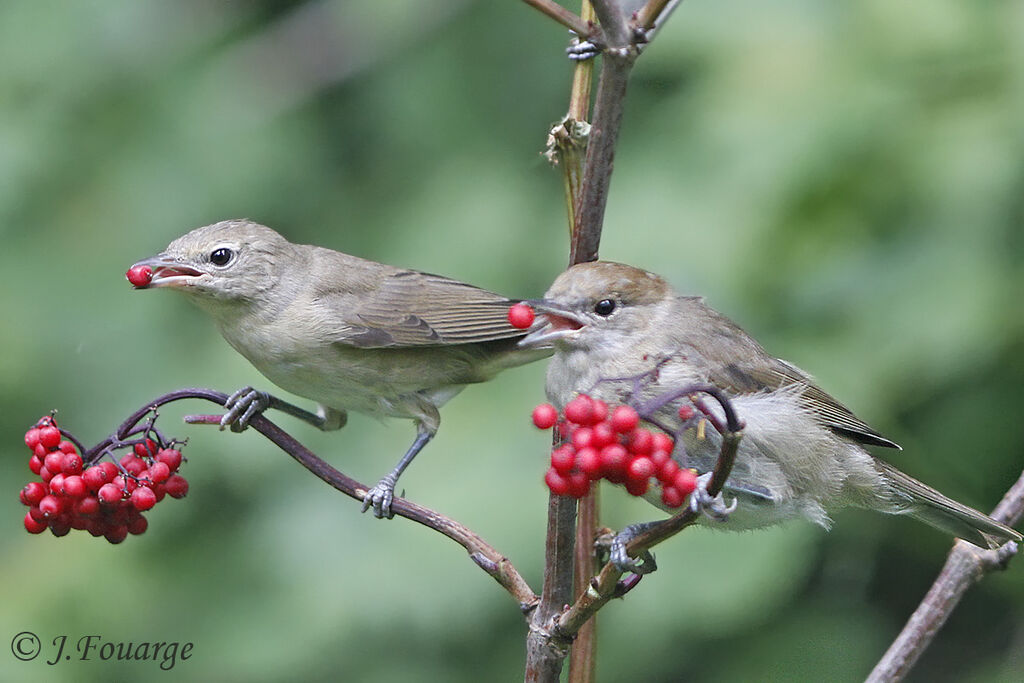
[608,522,659,575]
[361,475,397,519]
[220,386,271,432]
[689,471,737,521]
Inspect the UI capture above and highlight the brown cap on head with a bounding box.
[545,261,672,306]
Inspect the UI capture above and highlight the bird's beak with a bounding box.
[128,254,207,289]
[518,299,586,348]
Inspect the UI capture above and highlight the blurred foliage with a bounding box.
[1,0,1022,681]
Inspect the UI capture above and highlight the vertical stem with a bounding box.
[526,490,578,683]
[568,487,600,683]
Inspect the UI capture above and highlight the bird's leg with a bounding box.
[690,471,737,521]
[220,387,346,432]
[361,424,434,519]
[608,522,661,575]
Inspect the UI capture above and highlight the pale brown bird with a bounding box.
[130,219,550,517]
[521,261,1020,555]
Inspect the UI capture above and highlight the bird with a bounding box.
[520,260,1020,556]
[128,219,550,517]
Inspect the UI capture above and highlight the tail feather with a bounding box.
[874,460,1021,549]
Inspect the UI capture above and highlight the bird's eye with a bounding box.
[209,247,233,266]
[594,299,616,316]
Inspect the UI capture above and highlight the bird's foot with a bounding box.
[220,386,271,432]
[361,474,399,519]
[608,522,660,575]
[567,31,602,61]
[689,471,737,521]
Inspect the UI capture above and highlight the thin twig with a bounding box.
[105,389,538,611]
[520,0,593,37]
[866,469,1024,682]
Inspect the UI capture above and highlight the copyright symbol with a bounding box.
[11,631,40,661]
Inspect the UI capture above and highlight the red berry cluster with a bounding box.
[20,416,188,544]
[532,395,698,508]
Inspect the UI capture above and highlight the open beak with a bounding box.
[518,299,586,348]
[128,255,206,289]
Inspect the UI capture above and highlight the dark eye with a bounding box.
[209,247,233,266]
[594,299,616,316]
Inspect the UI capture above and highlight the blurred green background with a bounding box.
[2,1,1022,681]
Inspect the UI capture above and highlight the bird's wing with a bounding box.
[707,357,901,449]
[339,270,526,348]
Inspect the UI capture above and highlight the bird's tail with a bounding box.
[874,460,1020,549]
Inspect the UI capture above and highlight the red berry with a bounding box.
[28,455,43,475]
[566,471,590,498]
[674,469,698,496]
[146,461,171,484]
[38,425,62,451]
[125,264,152,287]
[661,485,686,509]
[678,405,695,421]
[156,449,182,472]
[105,525,128,544]
[25,428,41,450]
[24,511,48,534]
[74,496,100,516]
[627,456,655,483]
[127,515,149,535]
[625,476,649,497]
[571,427,594,449]
[130,486,157,511]
[49,522,71,537]
[82,465,110,491]
[610,406,640,433]
[62,475,87,498]
[164,475,189,499]
[38,495,62,518]
[564,395,595,426]
[120,454,147,476]
[114,474,138,492]
[38,466,53,483]
[28,506,47,523]
[58,440,77,454]
[61,452,83,475]
[599,444,629,482]
[652,432,674,454]
[98,483,123,505]
[99,461,119,481]
[545,467,570,496]
[507,303,535,329]
[44,452,65,475]
[590,422,616,449]
[657,459,680,484]
[650,449,671,469]
[33,443,48,458]
[590,400,609,424]
[21,482,47,507]
[531,403,559,430]
[550,444,577,475]
[134,438,159,459]
[48,473,65,496]
[576,447,601,479]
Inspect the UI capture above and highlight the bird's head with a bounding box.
[520,261,672,353]
[128,219,293,307]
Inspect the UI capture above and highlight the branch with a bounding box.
[519,0,594,38]
[866,469,1024,682]
[122,389,537,611]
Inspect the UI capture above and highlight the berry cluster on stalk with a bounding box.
[20,414,188,544]
[532,395,698,508]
